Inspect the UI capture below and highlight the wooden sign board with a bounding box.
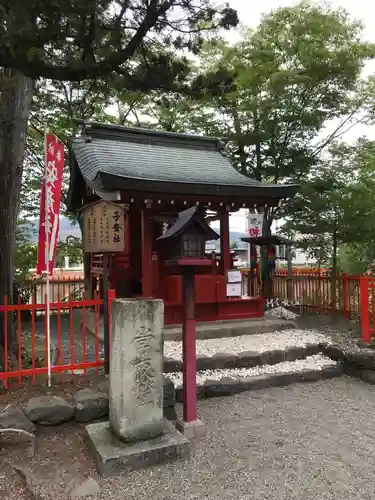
[82,201,126,253]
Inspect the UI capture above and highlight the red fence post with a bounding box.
[360,276,371,342]
[343,273,349,319]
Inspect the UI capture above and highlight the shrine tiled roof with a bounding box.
[69,122,298,201]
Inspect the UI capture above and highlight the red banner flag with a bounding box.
[36,132,64,275]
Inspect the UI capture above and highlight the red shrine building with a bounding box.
[68,122,297,324]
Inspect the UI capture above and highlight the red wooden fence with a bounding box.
[359,276,375,343]
[2,272,375,390]
[0,290,115,388]
[273,272,361,320]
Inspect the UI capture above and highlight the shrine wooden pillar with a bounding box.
[141,209,153,297]
[220,212,230,274]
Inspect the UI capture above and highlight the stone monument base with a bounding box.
[85,419,190,475]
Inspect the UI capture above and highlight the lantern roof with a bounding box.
[68,122,298,209]
[157,206,219,241]
[241,234,294,246]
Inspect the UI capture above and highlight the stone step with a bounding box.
[164,343,326,373]
[164,328,330,369]
[167,356,343,401]
[163,318,297,341]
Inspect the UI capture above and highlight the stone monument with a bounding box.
[85,298,190,475]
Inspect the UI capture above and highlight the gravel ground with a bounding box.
[265,305,299,320]
[164,329,331,360]
[165,354,337,386]
[3,377,375,499]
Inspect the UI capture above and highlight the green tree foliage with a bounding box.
[282,144,356,272]
[112,3,375,235]
[284,138,375,275]
[0,0,238,350]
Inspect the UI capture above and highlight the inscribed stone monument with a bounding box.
[85,298,190,475]
[110,298,164,442]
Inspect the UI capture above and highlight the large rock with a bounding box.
[73,389,109,423]
[26,396,73,425]
[0,407,36,433]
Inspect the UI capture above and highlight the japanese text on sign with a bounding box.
[248,213,264,238]
[36,132,64,275]
[83,201,125,252]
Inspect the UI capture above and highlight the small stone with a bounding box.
[204,378,242,398]
[196,354,212,371]
[304,344,321,357]
[239,374,271,391]
[322,364,343,379]
[175,385,204,403]
[0,407,36,433]
[260,349,285,365]
[26,396,73,425]
[324,345,345,362]
[69,478,101,498]
[162,376,175,407]
[163,406,177,421]
[361,369,375,385]
[295,369,322,383]
[235,351,261,368]
[163,357,182,373]
[73,389,109,423]
[211,353,237,369]
[344,363,362,378]
[346,351,375,370]
[268,371,299,387]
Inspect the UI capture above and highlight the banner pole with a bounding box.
[44,127,52,387]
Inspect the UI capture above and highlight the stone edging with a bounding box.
[323,344,375,384]
[0,379,176,432]
[164,343,326,373]
[175,364,343,401]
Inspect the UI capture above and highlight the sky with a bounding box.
[214,0,375,232]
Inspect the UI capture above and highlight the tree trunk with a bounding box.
[0,70,33,351]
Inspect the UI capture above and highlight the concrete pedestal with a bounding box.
[176,419,207,439]
[86,419,190,475]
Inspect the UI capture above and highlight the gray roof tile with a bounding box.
[70,123,298,200]
[72,137,261,189]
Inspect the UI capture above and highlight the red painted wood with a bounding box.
[360,276,370,342]
[0,293,113,384]
[182,270,197,422]
[220,213,230,275]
